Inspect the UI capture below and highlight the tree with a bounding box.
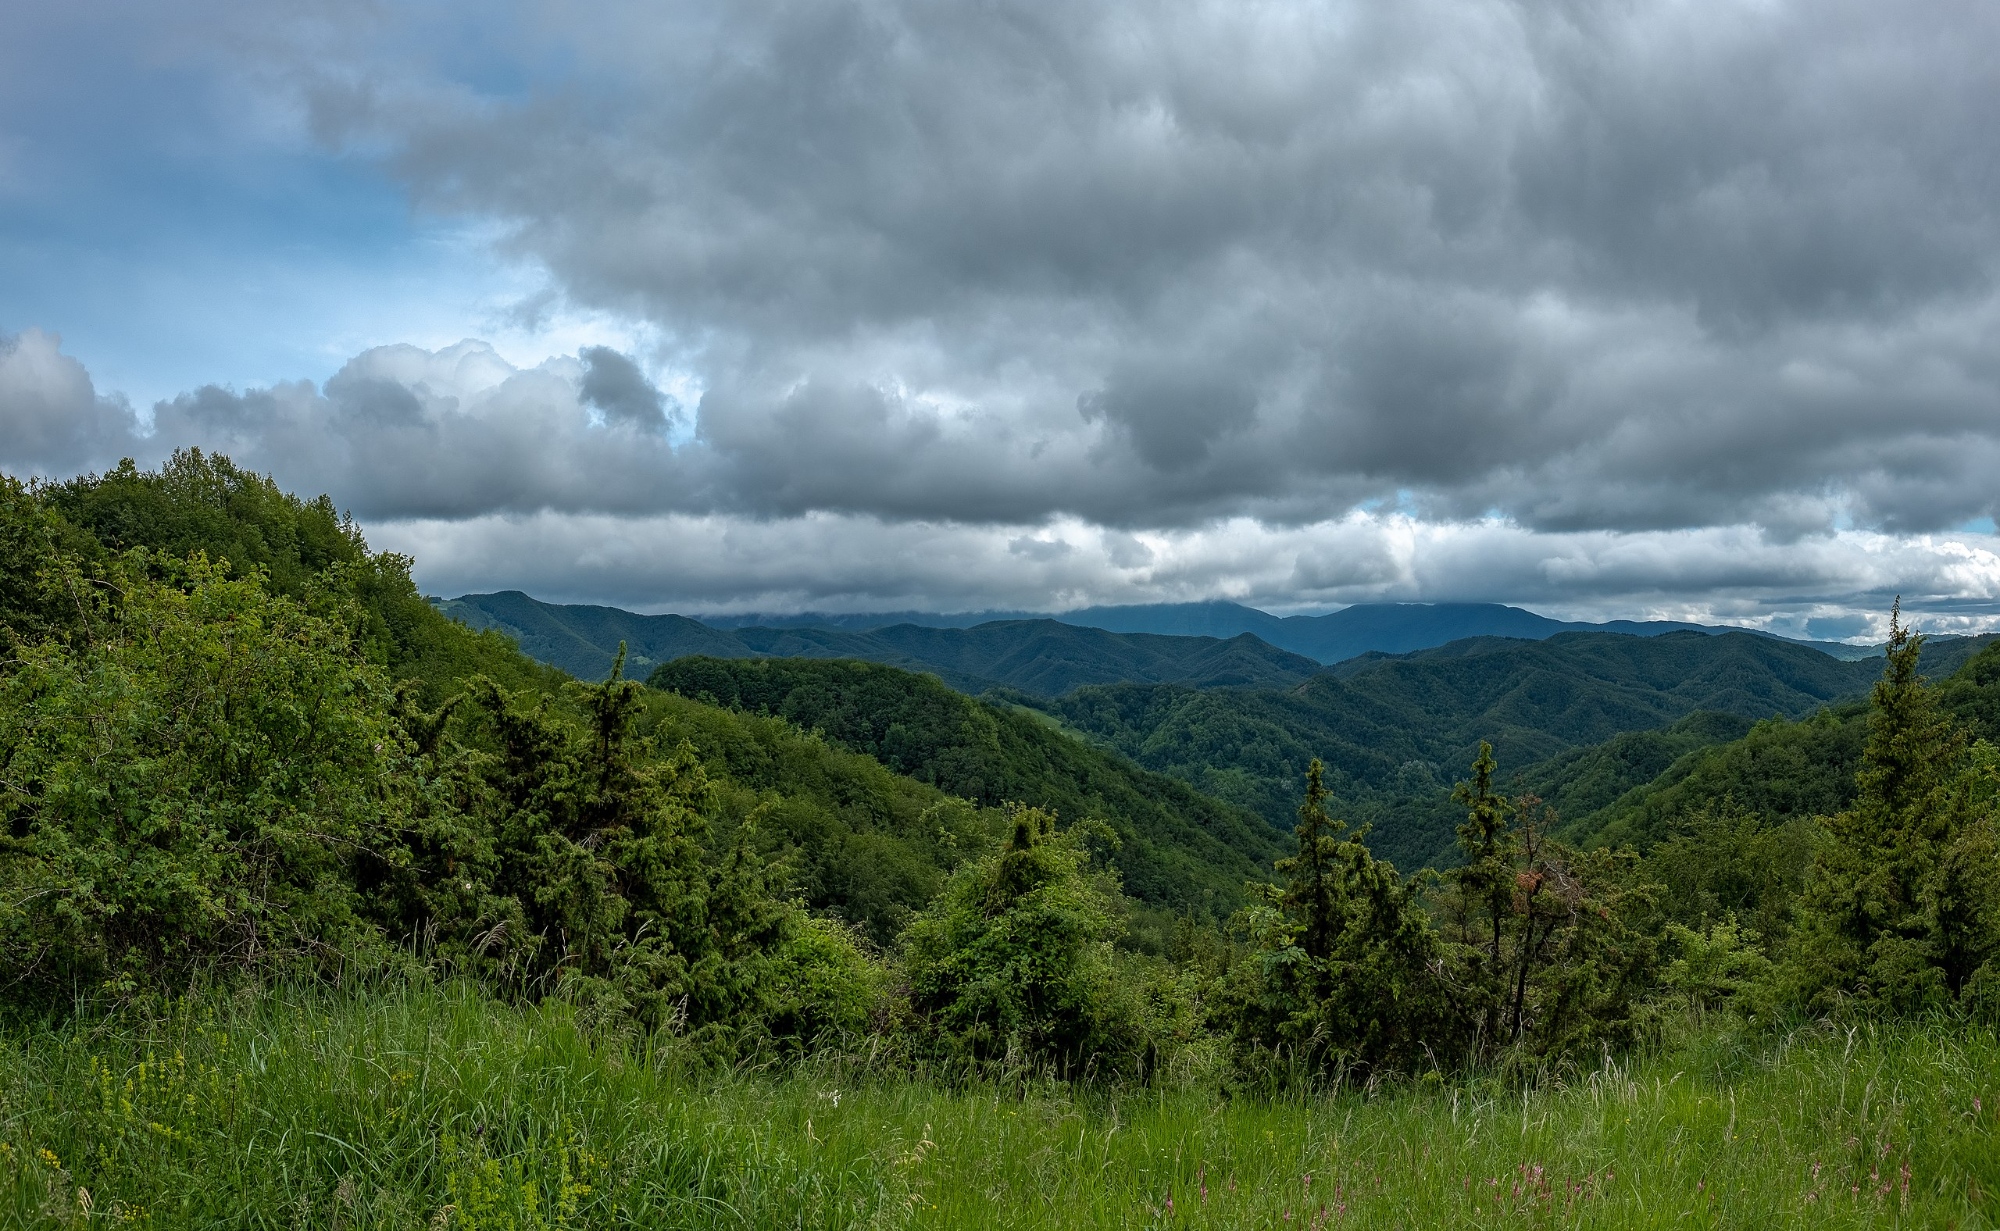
[459,646,792,1044]
[1434,748,1657,1063]
[1446,742,1514,1045]
[1788,604,2000,1013]
[1277,759,1342,963]
[1227,760,1449,1079]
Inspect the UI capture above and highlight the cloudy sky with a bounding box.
[4,0,2000,637]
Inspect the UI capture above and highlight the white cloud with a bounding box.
[370,507,2000,640]
[0,330,142,473]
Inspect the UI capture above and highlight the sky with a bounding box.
[4,0,2000,639]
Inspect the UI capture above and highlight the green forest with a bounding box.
[4,452,2000,1227]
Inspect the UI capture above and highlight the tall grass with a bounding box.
[1,984,1995,1228]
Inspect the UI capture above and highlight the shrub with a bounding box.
[0,554,404,996]
[898,806,1161,1076]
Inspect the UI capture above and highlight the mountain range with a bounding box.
[435,591,1325,695]
[695,599,1877,662]
[436,587,2000,869]
[438,590,1876,687]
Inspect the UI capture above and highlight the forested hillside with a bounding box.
[1558,638,2000,851]
[0,453,1274,970]
[447,586,1981,872]
[442,590,1321,693]
[1039,629,1931,867]
[649,656,1286,920]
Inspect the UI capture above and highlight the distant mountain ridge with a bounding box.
[443,592,1874,680]
[692,599,1872,664]
[434,591,1323,695]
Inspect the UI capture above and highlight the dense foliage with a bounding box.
[1224,760,1448,1075]
[1786,615,2000,1016]
[898,806,1183,1077]
[1,554,408,992]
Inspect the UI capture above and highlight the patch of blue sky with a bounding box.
[1356,488,1422,517]
[0,1,631,407]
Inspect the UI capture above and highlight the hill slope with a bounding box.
[1038,630,1895,868]
[649,656,1288,917]
[441,591,1321,694]
[1557,635,2000,852]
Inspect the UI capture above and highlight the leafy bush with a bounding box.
[898,806,1174,1077]
[0,554,405,995]
[0,542,857,1053]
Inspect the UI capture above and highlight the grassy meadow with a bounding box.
[1,986,1996,1229]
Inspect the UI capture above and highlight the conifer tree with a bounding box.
[1276,759,1342,963]
[899,805,1146,1073]
[1789,603,1998,1012]
[1228,760,1448,1077]
[462,643,790,1042]
[1436,745,1655,1062]
[1446,741,1515,1044]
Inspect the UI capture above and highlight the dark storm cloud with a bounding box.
[579,346,674,432]
[1080,362,1259,473]
[279,0,2000,538]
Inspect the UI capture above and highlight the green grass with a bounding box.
[3,986,1998,1228]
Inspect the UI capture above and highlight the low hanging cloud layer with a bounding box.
[7,328,2000,639]
[6,0,2000,632]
